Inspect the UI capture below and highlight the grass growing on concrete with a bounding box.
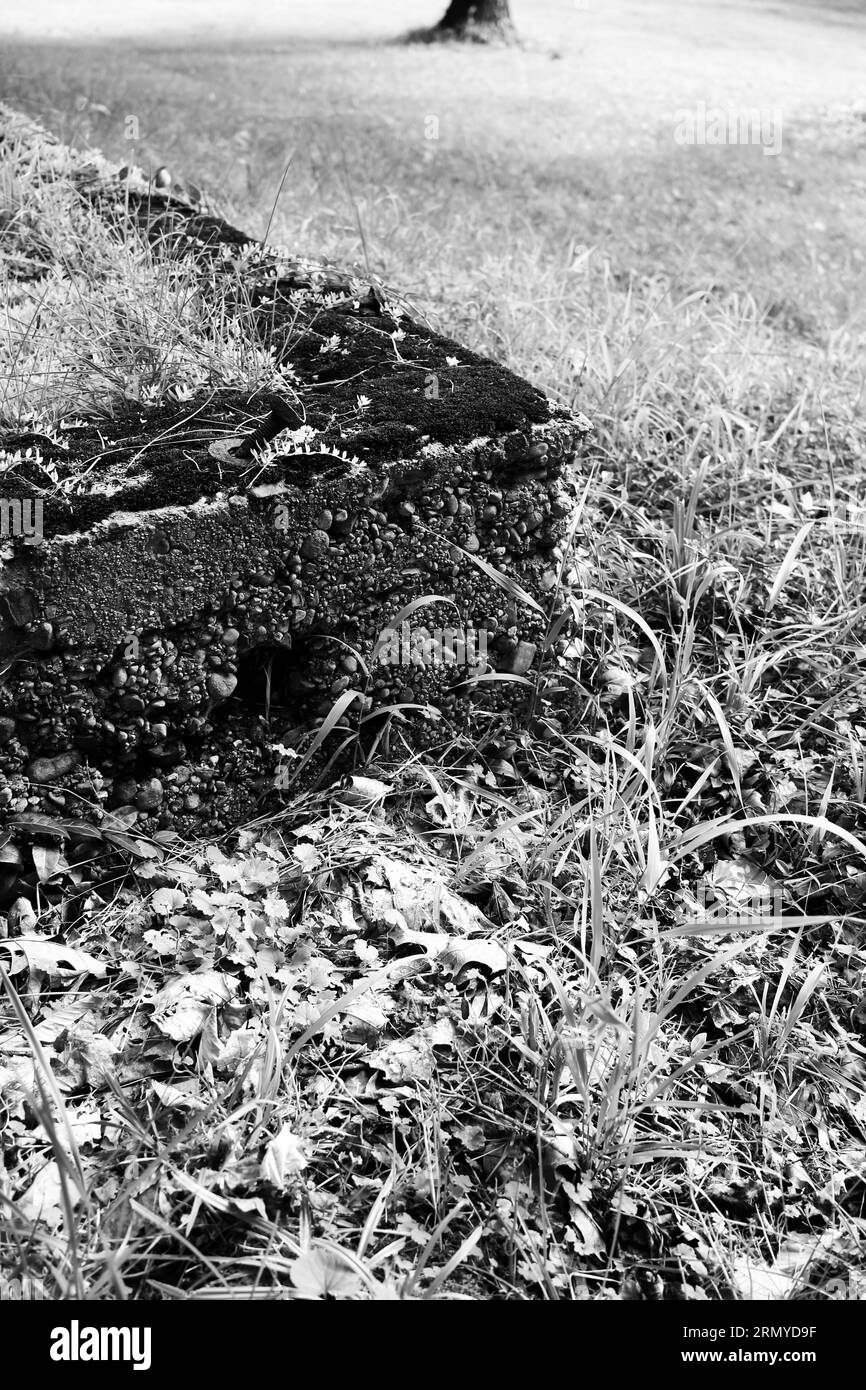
[0,134,284,424]
[0,0,865,1301]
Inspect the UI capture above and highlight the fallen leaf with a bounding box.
[143,928,179,956]
[337,775,392,807]
[388,922,507,978]
[261,1124,308,1188]
[18,1161,80,1230]
[289,1247,363,1299]
[152,1080,206,1111]
[0,937,107,978]
[367,1035,436,1083]
[32,845,65,883]
[150,970,237,1041]
[365,854,491,936]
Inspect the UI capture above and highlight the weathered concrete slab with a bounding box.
[0,107,591,834]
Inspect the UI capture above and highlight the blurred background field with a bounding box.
[2,0,864,450]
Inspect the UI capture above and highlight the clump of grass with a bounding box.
[0,135,284,426]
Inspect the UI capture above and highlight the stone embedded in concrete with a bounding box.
[0,106,592,834]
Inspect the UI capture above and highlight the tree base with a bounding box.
[405,19,518,45]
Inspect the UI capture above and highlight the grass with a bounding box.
[0,128,289,423]
[0,0,865,1301]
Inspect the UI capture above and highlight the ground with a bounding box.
[0,0,865,1302]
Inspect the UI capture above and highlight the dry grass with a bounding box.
[0,144,286,423]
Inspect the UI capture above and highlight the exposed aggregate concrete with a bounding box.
[0,106,592,835]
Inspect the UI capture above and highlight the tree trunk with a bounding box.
[435,0,515,40]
